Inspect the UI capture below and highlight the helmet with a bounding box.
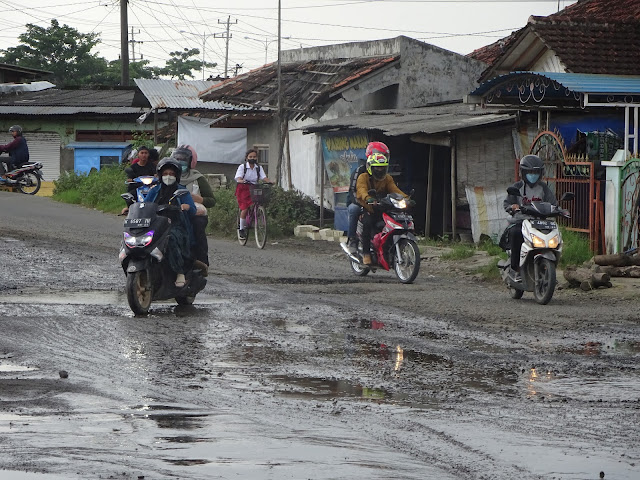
[156,157,182,184]
[9,125,22,135]
[519,154,544,187]
[366,152,389,181]
[365,141,390,161]
[171,145,198,174]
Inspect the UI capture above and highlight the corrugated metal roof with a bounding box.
[470,72,640,96]
[301,102,515,137]
[134,79,253,111]
[0,106,142,115]
[66,142,131,149]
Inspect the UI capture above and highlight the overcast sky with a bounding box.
[2,0,577,79]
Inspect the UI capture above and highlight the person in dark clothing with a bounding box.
[125,146,156,193]
[0,125,29,176]
[503,154,557,282]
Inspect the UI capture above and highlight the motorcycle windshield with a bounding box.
[128,202,158,220]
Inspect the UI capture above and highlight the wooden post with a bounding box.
[153,108,158,145]
[450,135,457,240]
[425,144,434,238]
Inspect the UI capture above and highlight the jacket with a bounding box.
[356,172,406,213]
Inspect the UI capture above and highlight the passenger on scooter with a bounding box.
[0,125,29,177]
[503,154,557,282]
[171,145,215,273]
[347,141,391,254]
[144,157,197,288]
[125,146,155,193]
[356,152,409,265]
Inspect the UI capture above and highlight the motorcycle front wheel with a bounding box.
[394,238,421,284]
[254,205,267,249]
[18,172,41,195]
[534,258,556,305]
[126,270,152,315]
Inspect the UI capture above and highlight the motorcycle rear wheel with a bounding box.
[534,258,556,305]
[18,172,41,195]
[350,259,370,276]
[126,271,152,315]
[394,238,420,284]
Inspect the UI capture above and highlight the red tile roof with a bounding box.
[547,0,640,21]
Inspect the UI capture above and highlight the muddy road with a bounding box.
[0,191,638,480]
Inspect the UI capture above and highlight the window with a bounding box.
[100,156,119,168]
[253,144,269,166]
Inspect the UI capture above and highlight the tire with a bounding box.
[175,296,195,305]
[509,287,524,299]
[255,205,267,249]
[534,258,556,305]
[18,172,41,195]
[236,208,247,246]
[350,259,370,276]
[126,270,152,315]
[394,239,421,284]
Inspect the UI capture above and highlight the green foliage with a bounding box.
[473,257,502,280]
[53,165,128,214]
[559,228,593,268]
[131,131,154,151]
[94,59,160,85]
[0,19,108,86]
[158,48,216,80]
[477,238,503,257]
[440,244,476,260]
[266,185,319,236]
[207,187,239,236]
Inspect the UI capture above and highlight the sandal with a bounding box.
[175,273,186,288]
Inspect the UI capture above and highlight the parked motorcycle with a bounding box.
[119,187,207,315]
[497,186,574,304]
[340,191,421,284]
[0,159,44,195]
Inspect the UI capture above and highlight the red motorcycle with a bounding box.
[340,192,421,284]
[0,159,44,195]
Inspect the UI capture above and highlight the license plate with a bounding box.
[530,219,556,230]
[124,218,151,228]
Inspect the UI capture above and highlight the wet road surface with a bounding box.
[0,192,638,479]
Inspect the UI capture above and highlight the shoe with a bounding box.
[175,273,186,288]
[362,254,372,265]
[238,229,247,239]
[193,260,208,277]
[348,238,357,254]
[509,268,521,283]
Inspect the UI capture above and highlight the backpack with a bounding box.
[347,164,367,206]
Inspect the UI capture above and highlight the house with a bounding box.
[199,35,488,230]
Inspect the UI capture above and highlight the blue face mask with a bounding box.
[526,173,540,185]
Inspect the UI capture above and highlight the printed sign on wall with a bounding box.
[320,131,368,192]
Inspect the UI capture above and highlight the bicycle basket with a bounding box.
[250,183,271,204]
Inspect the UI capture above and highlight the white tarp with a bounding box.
[465,185,509,244]
[177,116,246,164]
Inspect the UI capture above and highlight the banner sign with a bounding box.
[320,131,368,192]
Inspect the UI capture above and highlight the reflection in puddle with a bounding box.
[0,363,37,372]
[559,339,640,356]
[123,404,209,430]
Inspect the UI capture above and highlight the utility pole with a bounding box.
[120,0,129,86]
[215,16,236,78]
[129,27,143,62]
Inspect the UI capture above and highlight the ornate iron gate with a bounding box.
[620,158,640,253]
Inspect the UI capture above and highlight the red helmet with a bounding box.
[365,141,390,160]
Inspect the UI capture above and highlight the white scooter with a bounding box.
[498,186,574,305]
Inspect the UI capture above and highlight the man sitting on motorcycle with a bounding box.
[0,125,29,178]
[356,152,409,265]
[503,154,557,282]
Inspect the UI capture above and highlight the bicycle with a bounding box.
[237,182,272,249]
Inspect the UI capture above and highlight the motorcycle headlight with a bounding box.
[531,234,546,248]
[391,197,407,209]
[140,177,155,185]
[123,232,137,247]
[123,230,154,247]
[548,235,559,249]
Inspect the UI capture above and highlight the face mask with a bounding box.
[526,173,540,185]
[248,159,257,165]
[162,175,177,186]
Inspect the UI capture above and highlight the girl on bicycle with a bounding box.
[234,149,271,238]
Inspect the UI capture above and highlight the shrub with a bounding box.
[53,165,129,214]
[559,228,593,267]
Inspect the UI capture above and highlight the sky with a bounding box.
[1,0,578,80]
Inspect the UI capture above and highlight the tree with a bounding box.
[0,20,109,86]
[159,48,216,80]
[94,59,161,85]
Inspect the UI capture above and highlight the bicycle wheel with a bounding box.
[255,205,267,249]
[236,208,248,246]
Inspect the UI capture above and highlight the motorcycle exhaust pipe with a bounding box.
[340,242,362,263]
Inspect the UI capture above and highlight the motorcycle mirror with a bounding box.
[560,192,575,201]
[124,167,134,176]
[121,192,135,206]
[409,188,415,197]
[507,186,521,196]
[368,188,377,196]
[174,189,189,197]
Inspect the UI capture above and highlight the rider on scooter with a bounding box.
[503,154,557,282]
[0,125,29,178]
[356,152,410,265]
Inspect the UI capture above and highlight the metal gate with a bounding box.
[620,158,640,253]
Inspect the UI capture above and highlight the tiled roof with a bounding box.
[529,19,640,75]
[200,56,399,120]
[467,0,640,71]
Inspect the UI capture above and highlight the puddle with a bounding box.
[123,404,211,430]
[559,339,640,356]
[0,364,37,372]
[0,472,70,480]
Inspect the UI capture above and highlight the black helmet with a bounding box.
[519,154,544,187]
[9,125,22,135]
[156,157,182,184]
[171,145,194,175]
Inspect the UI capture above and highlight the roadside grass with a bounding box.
[53,166,127,214]
[440,244,476,260]
[559,228,593,268]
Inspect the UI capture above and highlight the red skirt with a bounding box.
[235,183,252,210]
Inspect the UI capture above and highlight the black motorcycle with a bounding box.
[0,159,44,195]
[119,188,207,315]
